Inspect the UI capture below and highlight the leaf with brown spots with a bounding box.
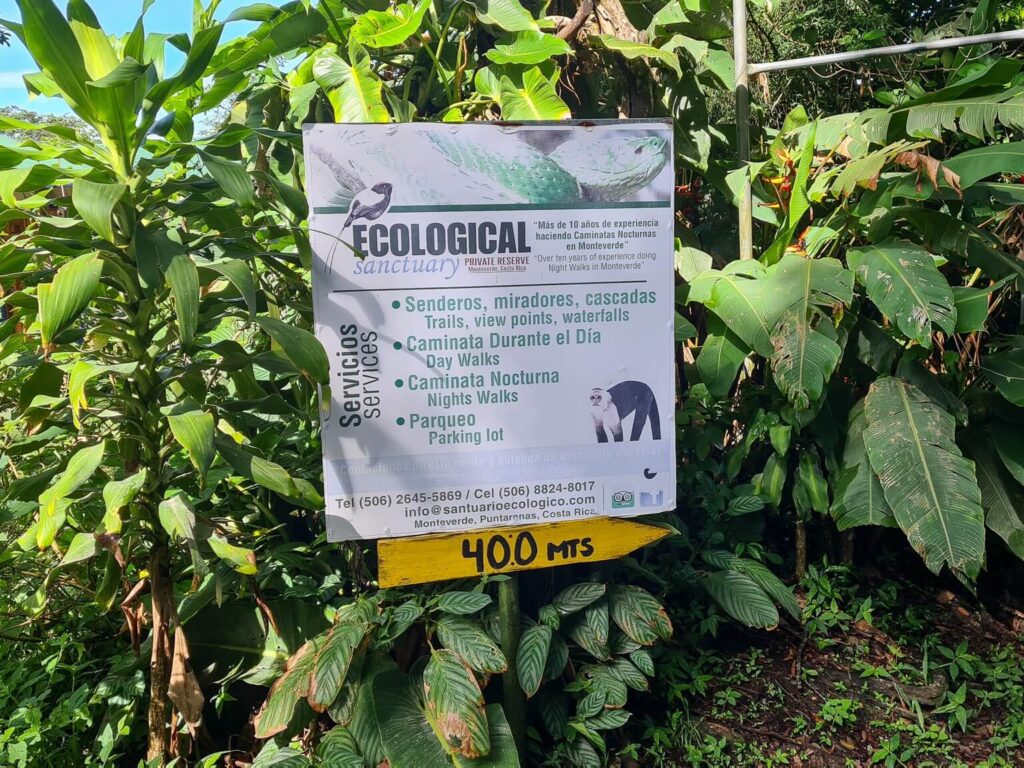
[253,636,320,738]
[422,649,490,759]
[894,151,962,197]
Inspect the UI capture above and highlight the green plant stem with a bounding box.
[498,576,526,757]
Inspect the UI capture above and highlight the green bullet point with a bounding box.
[393,341,402,350]
[391,300,401,309]
[396,417,406,426]
[395,379,404,388]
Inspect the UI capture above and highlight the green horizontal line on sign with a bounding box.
[312,201,671,215]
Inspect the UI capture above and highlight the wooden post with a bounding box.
[498,576,526,756]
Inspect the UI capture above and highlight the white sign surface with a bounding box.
[304,121,677,541]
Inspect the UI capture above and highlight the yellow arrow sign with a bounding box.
[377,517,670,588]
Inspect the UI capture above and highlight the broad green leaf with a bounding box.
[701,550,801,621]
[832,400,897,531]
[37,498,71,551]
[607,585,672,645]
[200,259,258,319]
[462,0,538,31]
[167,254,199,350]
[566,600,610,660]
[38,441,106,546]
[702,570,779,629]
[675,246,713,282]
[88,57,150,88]
[168,409,216,480]
[847,242,955,347]
[351,0,431,48]
[68,360,137,428]
[102,470,147,534]
[435,591,492,615]
[516,624,551,698]
[372,672,518,767]
[60,532,99,567]
[552,582,605,615]
[158,494,208,579]
[610,657,648,691]
[257,316,329,384]
[254,637,319,738]
[313,43,390,123]
[39,253,103,345]
[200,150,257,208]
[771,311,842,410]
[863,377,985,580]
[437,616,508,674]
[498,68,570,120]
[215,438,321,508]
[793,453,829,518]
[697,329,748,399]
[208,534,258,576]
[944,141,1024,188]
[952,286,990,333]
[72,179,126,243]
[966,440,1024,560]
[308,620,369,709]
[591,34,681,77]
[982,349,1024,406]
[994,421,1024,486]
[15,0,95,122]
[422,650,490,759]
[486,31,571,65]
[317,727,363,768]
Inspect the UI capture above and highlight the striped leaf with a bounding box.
[863,377,985,581]
[516,623,551,698]
[437,616,508,674]
[422,650,490,759]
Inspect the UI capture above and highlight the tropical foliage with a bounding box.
[0,0,1023,765]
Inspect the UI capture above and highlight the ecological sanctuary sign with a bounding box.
[304,121,676,586]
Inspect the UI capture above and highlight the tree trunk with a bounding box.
[841,530,855,565]
[795,520,807,581]
[147,546,173,764]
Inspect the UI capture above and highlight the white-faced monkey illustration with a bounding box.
[590,381,662,443]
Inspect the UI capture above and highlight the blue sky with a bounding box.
[0,0,283,113]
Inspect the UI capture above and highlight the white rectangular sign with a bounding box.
[304,121,677,541]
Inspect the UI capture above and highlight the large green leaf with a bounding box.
[308,620,369,710]
[697,331,747,398]
[200,150,257,208]
[607,585,672,646]
[373,672,519,767]
[693,255,851,408]
[437,616,508,674]
[994,421,1024,486]
[516,624,551,698]
[313,42,390,123]
[15,0,95,122]
[551,582,605,615]
[39,253,103,345]
[591,35,680,77]
[862,377,985,580]
[423,650,490,759]
[68,360,136,429]
[257,316,329,384]
[700,550,800,620]
[158,494,208,579]
[72,179,126,243]
[498,68,570,120]
[701,570,779,629]
[102,470,147,534]
[944,142,1024,189]
[462,0,538,31]
[215,438,322,508]
[982,349,1024,406]
[166,254,199,350]
[847,241,955,347]
[831,400,897,531]
[350,0,431,48]
[167,409,215,480]
[38,442,105,547]
[486,31,571,65]
[966,439,1024,560]
[254,637,320,738]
